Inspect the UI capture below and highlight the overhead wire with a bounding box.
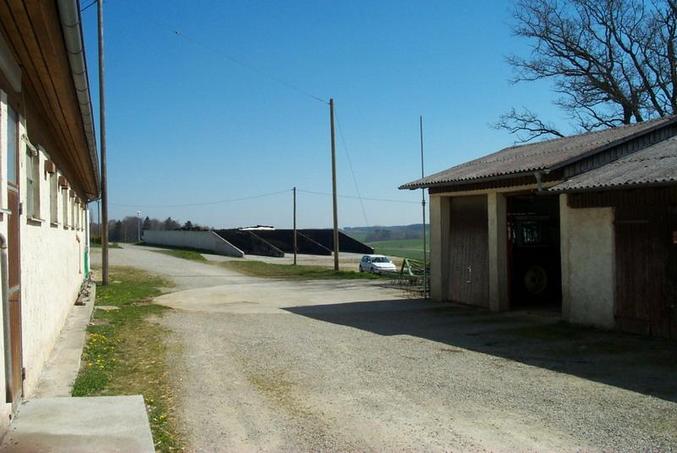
[117,0,328,105]
[80,0,97,13]
[334,109,370,226]
[110,189,291,209]
[112,188,419,209]
[297,189,419,205]
[85,2,420,221]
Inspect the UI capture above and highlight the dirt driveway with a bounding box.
[92,245,677,451]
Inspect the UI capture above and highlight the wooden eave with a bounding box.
[0,0,98,200]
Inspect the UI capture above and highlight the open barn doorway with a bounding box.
[507,194,562,310]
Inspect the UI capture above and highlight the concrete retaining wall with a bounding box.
[142,230,244,257]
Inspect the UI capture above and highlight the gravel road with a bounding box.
[92,245,677,452]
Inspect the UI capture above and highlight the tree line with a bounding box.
[90,216,208,243]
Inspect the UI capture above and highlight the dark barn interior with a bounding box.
[507,194,562,310]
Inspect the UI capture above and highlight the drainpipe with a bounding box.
[0,234,12,402]
[534,171,544,192]
[56,0,99,193]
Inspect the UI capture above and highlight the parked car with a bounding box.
[359,255,397,274]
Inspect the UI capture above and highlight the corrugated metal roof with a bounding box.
[549,135,677,192]
[400,116,677,190]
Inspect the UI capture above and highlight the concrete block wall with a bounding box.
[143,230,245,257]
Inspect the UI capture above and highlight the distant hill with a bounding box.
[343,224,429,242]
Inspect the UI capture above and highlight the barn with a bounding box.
[400,116,677,338]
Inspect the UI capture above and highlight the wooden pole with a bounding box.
[420,115,427,299]
[330,98,339,271]
[293,187,297,265]
[98,0,109,285]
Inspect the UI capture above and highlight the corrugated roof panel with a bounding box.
[550,135,677,192]
[400,116,677,189]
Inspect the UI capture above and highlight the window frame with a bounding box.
[25,142,41,221]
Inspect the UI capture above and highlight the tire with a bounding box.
[523,264,548,295]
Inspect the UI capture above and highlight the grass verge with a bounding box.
[90,242,122,249]
[220,260,386,280]
[72,266,183,452]
[156,249,207,262]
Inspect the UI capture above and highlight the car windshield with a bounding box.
[372,257,391,263]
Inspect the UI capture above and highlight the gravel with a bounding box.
[93,245,677,451]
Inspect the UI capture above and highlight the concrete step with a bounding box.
[0,396,154,452]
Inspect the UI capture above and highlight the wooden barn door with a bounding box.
[668,207,677,339]
[6,187,22,403]
[4,105,23,405]
[615,204,674,338]
[447,196,489,307]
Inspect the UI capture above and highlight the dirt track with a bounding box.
[93,245,677,452]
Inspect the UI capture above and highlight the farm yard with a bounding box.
[86,244,677,452]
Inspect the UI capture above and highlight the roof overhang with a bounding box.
[0,0,99,201]
[57,0,99,200]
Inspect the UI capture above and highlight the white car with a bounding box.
[359,255,397,274]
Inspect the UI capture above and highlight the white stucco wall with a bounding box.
[143,230,245,257]
[560,194,615,328]
[18,123,88,397]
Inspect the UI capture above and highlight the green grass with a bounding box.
[73,266,184,452]
[220,260,385,280]
[156,249,207,262]
[367,238,429,261]
[90,242,122,249]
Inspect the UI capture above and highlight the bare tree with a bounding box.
[496,0,677,142]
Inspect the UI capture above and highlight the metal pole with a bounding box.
[293,187,297,265]
[420,115,428,299]
[330,98,339,271]
[98,0,109,285]
[137,211,141,243]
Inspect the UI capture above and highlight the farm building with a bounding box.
[143,228,374,257]
[401,116,677,338]
[0,0,98,425]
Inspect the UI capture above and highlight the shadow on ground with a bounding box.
[285,299,677,402]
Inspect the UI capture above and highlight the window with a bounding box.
[49,170,58,224]
[25,145,40,219]
[76,202,81,230]
[62,186,68,227]
[6,106,16,184]
[70,195,75,228]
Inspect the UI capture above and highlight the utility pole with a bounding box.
[98,0,109,285]
[329,98,339,271]
[292,187,297,266]
[420,116,428,299]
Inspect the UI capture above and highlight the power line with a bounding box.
[80,0,97,13]
[297,189,419,205]
[121,1,328,105]
[112,188,419,209]
[334,109,369,226]
[110,189,291,208]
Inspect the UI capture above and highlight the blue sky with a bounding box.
[81,0,567,228]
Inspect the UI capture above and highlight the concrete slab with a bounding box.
[0,396,154,453]
[33,282,96,398]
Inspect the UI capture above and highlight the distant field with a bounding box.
[366,239,428,261]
